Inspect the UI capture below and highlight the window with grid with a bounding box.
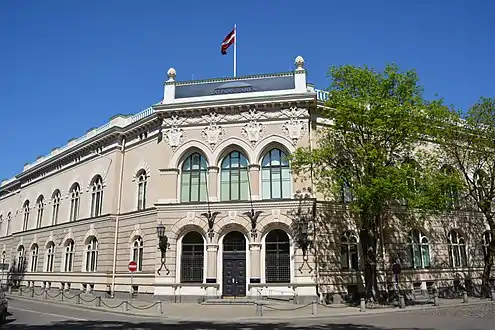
[261,149,291,200]
[408,229,430,268]
[180,153,208,203]
[448,230,467,268]
[90,176,104,217]
[132,237,144,272]
[30,244,39,272]
[46,242,55,272]
[265,229,290,283]
[220,151,249,201]
[17,246,25,273]
[180,232,204,283]
[64,240,75,272]
[36,195,44,228]
[341,231,359,270]
[69,183,80,221]
[51,190,61,225]
[22,200,30,231]
[136,171,148,210]
[85,237,98,272]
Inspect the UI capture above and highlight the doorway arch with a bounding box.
[222,231,246,297]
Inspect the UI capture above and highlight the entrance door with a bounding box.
[222,231,246,297]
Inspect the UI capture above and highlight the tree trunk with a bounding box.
[360,228,378,303]
[481,230,495,298]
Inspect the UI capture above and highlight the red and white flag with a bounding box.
[221,27,236,55]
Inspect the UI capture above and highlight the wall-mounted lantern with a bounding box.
[156,222,170,275]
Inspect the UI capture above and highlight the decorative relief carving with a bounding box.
[240,109,265,147]
[281,106,308,144]
[241,121,265,147]
[201,112,225,149]
[163,115,185,151]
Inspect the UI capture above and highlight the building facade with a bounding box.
[0,56,493,303]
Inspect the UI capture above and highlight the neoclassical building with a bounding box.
[0,56,492,303]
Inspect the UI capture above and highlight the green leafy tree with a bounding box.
[436,97,495,298]
[291,64,454,302]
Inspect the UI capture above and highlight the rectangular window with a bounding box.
[281,167,291,198]
[220,171,230,201]
[239,169,249,200]
[261,169,271,199]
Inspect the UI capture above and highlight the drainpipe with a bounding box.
[111,136,126,297]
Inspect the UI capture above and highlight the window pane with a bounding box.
[421,244,430,268]
[240,169,249,200]
[181,173,191,202]
[220,170,230,201]
[261,169,271,200]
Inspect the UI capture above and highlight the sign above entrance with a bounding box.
[175,74,295,99]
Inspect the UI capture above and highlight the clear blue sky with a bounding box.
[0,0,493,180]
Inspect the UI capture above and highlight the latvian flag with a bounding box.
[221,27,236,55]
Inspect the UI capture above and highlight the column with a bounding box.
[248,164,260,200]
[207,166,219,202]
[158,168,179,203]
[206,244,219,298]
[249,242,262,284]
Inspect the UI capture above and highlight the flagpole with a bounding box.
[233,24,237,77]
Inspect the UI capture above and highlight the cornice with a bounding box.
[155,199,305,213]
[153,93,315,113]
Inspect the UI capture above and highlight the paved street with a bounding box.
[2,296,495,329]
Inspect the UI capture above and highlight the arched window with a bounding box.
[46,242,55,272]
[90,176,104,217]
[22,200,30,231]
[51,190,61,225]
[482,230,493,260]
[17,246,25,273]
[180,232,204,283]
[64,240,75,272]
[36,195,44,228]
[30,244,39,272]
[85,237,98,272]
[265,229,290,283]
[6,212,11,236]
[448,230,467,268]
[220,151,249,201]
[136,170,148,210]
[69,183,80,222]
[408,229,430,268]
[180,153,208,203]
[341,231,359,270]
[261,149,291,200]
[442,166,460,209]
[132,237,144,272]
[341,181,353,203]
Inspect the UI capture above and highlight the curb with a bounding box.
[6,294,165,320]
[7,293,495,323]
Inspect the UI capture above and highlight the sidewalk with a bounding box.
[7,289,495,322]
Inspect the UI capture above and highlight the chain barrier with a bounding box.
[262,302,312,311]
[10,287,164,315]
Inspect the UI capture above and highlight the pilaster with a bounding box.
[207,166,219,202]
[248,164,260,200]
[249,242,262,283]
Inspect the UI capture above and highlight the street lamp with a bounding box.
[156,222,170,275]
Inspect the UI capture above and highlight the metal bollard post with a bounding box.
[399,294,405,309]
[360,298,366,312]
[312,298,318,316]
[433,292,439,306]
[491,288,495,301]
[75,294,80,304]
[156,301,163,314]
[60,292,64,302]
[95,296,101,307]
[8,286,12,294]
[255,303,260,316]
[43,289,47,300]
[463,290,468,303]
[122,301,128,311]
[260,303,264,317]
[18,288,21,296]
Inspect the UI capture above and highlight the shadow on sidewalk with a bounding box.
[1,319,434,330]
